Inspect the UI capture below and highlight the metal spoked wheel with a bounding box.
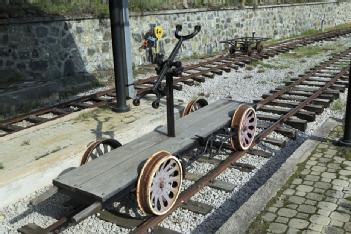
[230,104,257,151]
[182,97,208,117]
[229,45,236,55]
[80,139,122,165]
[136,151,183,216]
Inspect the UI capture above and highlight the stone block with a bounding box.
[289,218,309,230]
[278,208,297,218]
[269,222,287,234]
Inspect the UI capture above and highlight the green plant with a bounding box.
[0,163,3,169]
[331,99,344,112]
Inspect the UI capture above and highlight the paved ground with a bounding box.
[247,124,351,234]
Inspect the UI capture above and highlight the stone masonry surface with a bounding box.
[0,2,351,83]
[247,125,351,234]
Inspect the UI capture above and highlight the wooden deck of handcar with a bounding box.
[53,99,241,203]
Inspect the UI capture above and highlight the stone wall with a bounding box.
[0,1,351,83]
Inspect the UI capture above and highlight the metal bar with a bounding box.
[339,60,351,146]
[109,0,130,112]
[166,74,175,137]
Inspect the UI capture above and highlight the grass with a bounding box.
[35,145,68,160]
[281,46,324,59]
[75,105,110,122]
[251,60,289,69]
[331,99,344,112]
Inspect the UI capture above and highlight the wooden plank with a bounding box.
[270,90,339,99]
[261,94,330,107]
[262,137,286,148]
[26,115,48,124]
[255,99,324,115]
[51,108,69,115]
[98,210,144,228]
[185,172,235,192]
[256,114,307,131]
[258,106,315,122]
[18,223,46,234]
[181,200,213,215]
[247,149,271,158]
[192,76,206,82]
[54,100,239,202]
[257,123,296,139]
[152,227,181,234]
[0,124,23,132]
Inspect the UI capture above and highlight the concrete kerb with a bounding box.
[216,118,339,234]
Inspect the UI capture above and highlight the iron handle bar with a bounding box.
[152,25,201,93]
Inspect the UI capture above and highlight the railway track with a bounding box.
[1,28,351,138]
[18,46,350,234]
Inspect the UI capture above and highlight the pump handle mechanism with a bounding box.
[133,25,201,109]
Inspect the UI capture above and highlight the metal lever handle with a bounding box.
[175,25,201,41]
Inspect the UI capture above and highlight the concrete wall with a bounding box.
[0,1,351,82]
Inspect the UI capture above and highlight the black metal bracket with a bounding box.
[133,24,201,137]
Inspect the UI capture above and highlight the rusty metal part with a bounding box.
[80,138,122,165]
[181,97,209,117]
[230,104,257,151]
[136,151,183,215]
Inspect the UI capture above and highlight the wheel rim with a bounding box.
[182,97,208,117]
[80,139,122,165]
[136,151,183,215]
[230,105,257,151]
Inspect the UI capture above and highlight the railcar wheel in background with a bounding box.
[256,41,264,54]
[229,45,236,55]
[80,139,122,165]
[230,104,257,151]
[182,97,208,117]
[136,151,183,216]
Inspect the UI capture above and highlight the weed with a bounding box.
[282,46,324,59]
[331,99,344,112]
[258,80,268,85]
[35,146,63,160]
[251,60,288,69]
[21,140,30,146]
[0,163,3,169]
[75,106,111,122]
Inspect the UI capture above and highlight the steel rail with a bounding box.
[132,55,350,234]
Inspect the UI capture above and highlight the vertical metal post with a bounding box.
[339,60,351,147]
[109,0,132,112]
[166,74,175,137]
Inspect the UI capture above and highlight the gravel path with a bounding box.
[1,36,351,233]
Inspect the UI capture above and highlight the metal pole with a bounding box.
[166,74,175,137]
[339,60,351,146]
[109,0,131,112]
